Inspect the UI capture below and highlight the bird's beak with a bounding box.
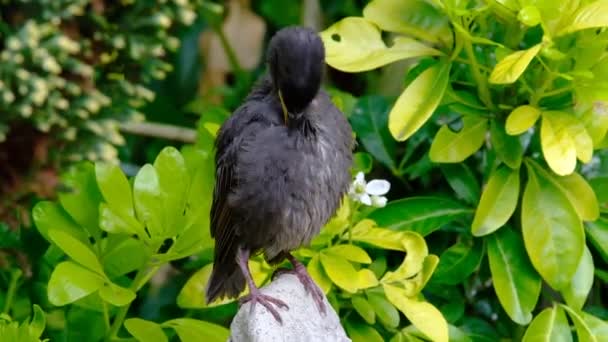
[278,89,289,125]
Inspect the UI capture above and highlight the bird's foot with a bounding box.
[239,290,289,324]
[274,265,326,315]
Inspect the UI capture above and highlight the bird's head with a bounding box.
[267,26,324,123]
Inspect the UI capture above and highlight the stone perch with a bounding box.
[229,274,351,342]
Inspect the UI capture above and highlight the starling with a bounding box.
[206,26,353,323]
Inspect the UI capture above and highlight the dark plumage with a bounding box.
[206,26,353,322]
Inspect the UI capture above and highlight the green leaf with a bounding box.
[590,177,608,205]
[389,60,451,141]
[429,116,488,163]
[154,147,189,236]
[352,295,376,324]
[29,305,45,338]
[489,44,541,84]
[320,252,360,293]
[491,120,523,168]
[506,105,541,135]
[367,292,400,328]
[586,219,608,263]
[98,282,136,306]
[32,201,88,243]
[561,306,596,342]
[368,196,472,236]
[363,0,451,45]
[541,111,593,176]
[522,165,584,290]
[581,311,608,340]
[48,229,104,275]
[325,244,372,264]
[472,166,520,236]
[528,160,599,221]
[522,306,572,342]
[99,203,142,236]
[163,318,229,342]
[559,0,608,35]
[58,162,103,238]
[307,254,333,294]
[384,284,448,342]
[133,164,163,238]
[320,17,441,73]
[439,164,481,205]
[349,96,397,170]
[353,152,374,174]
[102,236,148,278]
[345,319,384,342]
[487,227,541,325]
[95,163,134,217]
[48,261,105,306]
[562,246,594,310]
[125,318,168,342]
[431,238,483,285]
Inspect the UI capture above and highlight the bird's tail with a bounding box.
[205,257,246,304]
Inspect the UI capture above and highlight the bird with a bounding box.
[205,26,353,323]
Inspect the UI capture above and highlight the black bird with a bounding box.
[205,26,353,322]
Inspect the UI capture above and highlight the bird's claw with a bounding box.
[274,266,326,315]
[240,292,289,324]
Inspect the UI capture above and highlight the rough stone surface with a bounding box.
[229,274,351,342]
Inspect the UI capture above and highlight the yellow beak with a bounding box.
[278,89,289,125]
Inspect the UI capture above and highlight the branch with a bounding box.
[119,122,197,143]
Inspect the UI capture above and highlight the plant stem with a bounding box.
[105,265,159,341]
[538,85,573,99]
[463,37,494,110]
[2,269,21,314]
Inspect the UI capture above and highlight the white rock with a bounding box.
[229,274,351,342]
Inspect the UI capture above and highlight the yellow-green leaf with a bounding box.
[307,255,332,294]
[389,61,451,141]
[48,261,105,306]
[99,282,136,306]
[320,252,359,293]
[326,244,372,264]
[352,295,376,324]
[383,284,448,342]
[357,269,380,289]
[489,44,541,84]
[48,229,105,275]
[559,0,608,35]
[320,17,441,73]
[429,116,488,163]
[562,247,594,310]
[506,105,541,135]
[561,306,597,342]
[367,292,400,328]
[522,166,585,290]
[491,120,523,168]
[522,306,572,342]
[541,112,577,176]
[125,318,168,342]
[472,166,520,236]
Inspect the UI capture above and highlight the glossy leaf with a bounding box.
[352,295,376,324]
[389,61,451,142]
[431,239,483,285]
[491,120,523,168]
[363,0,451,44]
[95,163,134,217]
[489,44,541,84]
[163,318,229,342]
[472,166,520,236]
[125,318,168,342]
[367,292,400,328]
[429,116,488,163]
[585,219,608,263]
[321,17,441,73]
[381,231,428,282]
[349,96,397,170]
[522,306,572,342]
[326,244,372,264]
[522,166,584,290]
[541,112,593,176]
[384,284,448,342]
[345,320,384,342]
[488,227,541,325]
[353,152,373,174]
[32,201,88,243]
[559,0,608,35]
[99,282,136,306]
[562,246,594,310]
[154,147,189,236]
[320,252,359,293]
[529,161,599,221]
[581,311,608,340]
[48,229,104,275]
[506,105,541,135]
[133,164,164,238]
[102,236,148,278]
[29,305,45,338]
[99,203,142,236]
[48,261,105,306]
[368,197,472,236]
[58,162,103,237]
[439,164,481,205]
[307,255,333,294]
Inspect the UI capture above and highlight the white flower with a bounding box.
[348,172,390,208]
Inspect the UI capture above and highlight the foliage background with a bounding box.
[0,0,607,341]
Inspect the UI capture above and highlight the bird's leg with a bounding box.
[274,253,326,315]
[237,248,289,323]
